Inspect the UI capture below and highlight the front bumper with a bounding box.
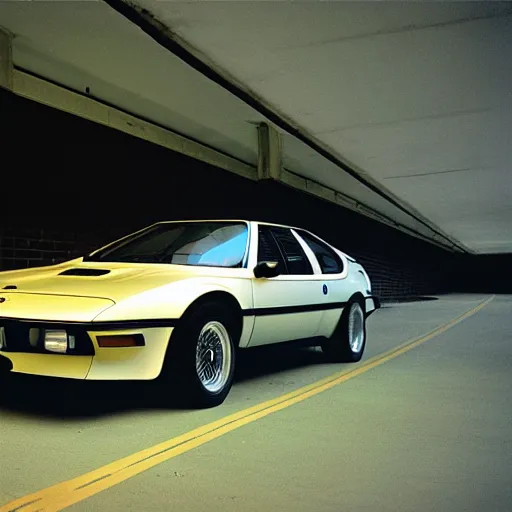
[0,318,174,380]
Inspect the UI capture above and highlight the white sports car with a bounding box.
[0,220,380,407]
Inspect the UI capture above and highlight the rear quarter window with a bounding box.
[296,231,344,274]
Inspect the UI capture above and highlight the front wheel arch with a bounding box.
[178,291,244,347]
[160,299,238,408]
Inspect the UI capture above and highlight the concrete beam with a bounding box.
[257,122,282,181]
[11,69,257,181]
[0,27,13,90]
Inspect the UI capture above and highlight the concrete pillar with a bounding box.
[257,122,282,181]
[0,27,13,90]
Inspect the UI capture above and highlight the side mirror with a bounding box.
[253,261,280,279]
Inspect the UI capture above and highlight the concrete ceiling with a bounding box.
[1,1,511,253]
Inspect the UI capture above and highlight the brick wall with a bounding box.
[0,226,99,271]
[1,88,469,299]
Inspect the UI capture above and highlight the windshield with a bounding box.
[84,222,249,268]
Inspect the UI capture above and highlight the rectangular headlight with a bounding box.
[44,330,69,354]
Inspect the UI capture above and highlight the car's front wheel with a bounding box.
[322,300,366,363]
[162,302,236,408]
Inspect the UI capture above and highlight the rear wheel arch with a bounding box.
[322,292,367,363]
[330,291,365,338]
[347,292,365,313]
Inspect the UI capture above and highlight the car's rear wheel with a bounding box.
[161,302,236,408]
[321,300,366,363]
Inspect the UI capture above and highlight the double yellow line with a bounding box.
[1,295,493,512]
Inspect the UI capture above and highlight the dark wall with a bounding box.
[4,88,508,298]
[452,254,512,294]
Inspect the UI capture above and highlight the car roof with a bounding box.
[154,219,304,231]
[97,220,356,262]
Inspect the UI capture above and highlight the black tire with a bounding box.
[161,301,237,409]
[0,356,12,387]
[0,370,10,387]
[321,300,366,363]
[0,370,13,405]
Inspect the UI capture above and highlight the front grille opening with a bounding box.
[59,269,111,277]
[0,321,95,355]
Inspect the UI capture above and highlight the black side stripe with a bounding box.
[0,297,378,330]
[243,302,347,317]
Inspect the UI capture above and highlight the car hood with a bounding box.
[0,259,234,303]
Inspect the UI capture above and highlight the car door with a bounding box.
[248,225,326,346]
[294,229,350,338]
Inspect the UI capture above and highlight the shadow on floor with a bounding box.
[0,344,327,420]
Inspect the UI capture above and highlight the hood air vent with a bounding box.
[59,269,111,277]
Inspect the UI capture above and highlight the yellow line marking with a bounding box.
[1,295,494,512]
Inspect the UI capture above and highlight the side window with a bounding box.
[270,227,314,275]
[297,231,344,274]
[257,226,286,274]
